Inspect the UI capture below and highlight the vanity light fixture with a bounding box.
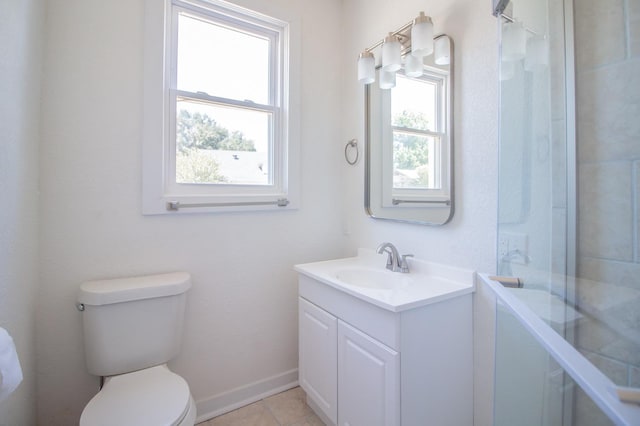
[357,51,375,84]
[501,19,526,62]
[357,11,449,88]
[498,13,549,80]
[404,53,423,77]
[381,33,402,72]
[500,60,515,81]
[411,12,434,57]
[379,69,397,89]
[434,36,451,65]
[524,35,549,71]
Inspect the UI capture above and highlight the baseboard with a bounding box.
[306,394,336,426]
[194,368,299,423]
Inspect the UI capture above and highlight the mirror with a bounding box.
[365,35,454,225]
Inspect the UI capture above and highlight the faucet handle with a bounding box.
[382,252,393,268]
[399,254,413,273]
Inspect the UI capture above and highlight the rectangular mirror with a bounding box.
[365,35,454,225]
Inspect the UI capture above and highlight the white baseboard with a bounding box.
[194,369,299,423]
[306,394,336,426]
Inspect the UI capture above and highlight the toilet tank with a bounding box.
[78,272,191,377]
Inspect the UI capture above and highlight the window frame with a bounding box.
[381,68,451,207]
[142,0,299,214]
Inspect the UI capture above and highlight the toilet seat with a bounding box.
[80,365,192,426]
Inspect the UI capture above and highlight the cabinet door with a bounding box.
[338,320,400,426]
[299,297,338,424]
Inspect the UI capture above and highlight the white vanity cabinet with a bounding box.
[300,297,400,426]
[337,320,400,426]
[297,271,473,426]
[299,298,338,423]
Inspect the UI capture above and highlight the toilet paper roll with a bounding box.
[0,327,23,402]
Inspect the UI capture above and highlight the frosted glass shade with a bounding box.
[434,36,451,65]
[524,36,549,72]
[502,20,526,62]
[411,12,434,57]
[358,51,375,84]
[379,69,396,89]
[382,34,402,72]
[500,60,515,81]
[404,54,423,77]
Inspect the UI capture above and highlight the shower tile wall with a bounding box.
[575,0,640,393]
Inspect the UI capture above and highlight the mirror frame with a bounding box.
[365,35,454,226]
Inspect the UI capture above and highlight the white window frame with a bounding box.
[381,68,451,208]
[142,0,299,214]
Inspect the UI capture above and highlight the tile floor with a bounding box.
[197,387,325,426]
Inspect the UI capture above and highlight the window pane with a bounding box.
[392,131,439,189]
[391,75,437,132]
[177,13,270,104]
[176,99,271,185]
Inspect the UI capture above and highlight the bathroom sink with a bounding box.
[335,267,410,290]
[295,249,475,312]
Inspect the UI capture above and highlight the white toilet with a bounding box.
[77,272,197,426]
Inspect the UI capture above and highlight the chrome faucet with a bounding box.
[376,242,413,273]
[498,249,531,276]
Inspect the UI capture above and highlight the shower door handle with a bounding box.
[488,275,523,288]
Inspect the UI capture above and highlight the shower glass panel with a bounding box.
[497,0,565,289]
[572,0,640,403]
[494,303,615,426]
[496,0,640,423]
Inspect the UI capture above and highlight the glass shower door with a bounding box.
[497,0,570,292]
[495,0,576,423]
[494,301,617,426]
[495,0,640,423]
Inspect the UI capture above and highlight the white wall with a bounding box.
[0,0,44,424]
[341,0,498,272]
[37,0,345,423]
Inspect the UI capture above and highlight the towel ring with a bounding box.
[344,139,359,165]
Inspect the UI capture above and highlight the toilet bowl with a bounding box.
[77,272,196,426]
[80,365,196,426]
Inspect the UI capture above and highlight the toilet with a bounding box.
[77,272,196,426]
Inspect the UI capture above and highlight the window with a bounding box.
[391,74,441,190]
[380,69,450,206]
[143,0,299,214]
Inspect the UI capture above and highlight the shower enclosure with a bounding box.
[494,0,640,424]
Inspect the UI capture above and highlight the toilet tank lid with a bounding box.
[78,272,191,306]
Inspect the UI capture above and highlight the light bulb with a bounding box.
[500,60,515,81]
[357,51,375,84]
[524,36,548,72]
[502,20,526,62]
[382,33,402,72]
[379,69,396,89]
[434,36,451,65]
[411,12,434,57]
[405,54,423,77]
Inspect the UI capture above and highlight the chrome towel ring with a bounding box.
[344,139,359,165]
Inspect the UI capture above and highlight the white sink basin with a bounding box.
[295,249,475,312]
[335,267,412,290]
